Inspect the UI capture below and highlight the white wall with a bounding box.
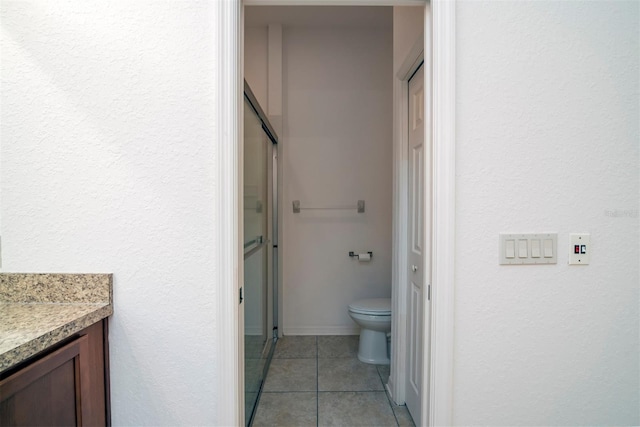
[1,2,221,425]
[245,19,394,335]
[282,26,393,334]
[393,6,423,75]
[454,1,639,425]
[244,26,268,109]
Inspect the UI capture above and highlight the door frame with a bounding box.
[389,12,427,410]
[214,0,455,425]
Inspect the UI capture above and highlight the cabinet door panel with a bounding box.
[0,320,107,427]
[0,335,86,426]
[1,357,78,426]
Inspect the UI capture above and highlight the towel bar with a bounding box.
[292,200,365,213]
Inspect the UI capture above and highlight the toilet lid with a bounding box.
[348,298,391,315]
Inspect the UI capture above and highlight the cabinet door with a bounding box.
[0,321,107,427]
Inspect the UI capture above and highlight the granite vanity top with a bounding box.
[0,273,113,372]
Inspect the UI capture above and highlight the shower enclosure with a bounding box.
[243,81,278,425]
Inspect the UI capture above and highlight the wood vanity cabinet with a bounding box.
[0,320,110,426]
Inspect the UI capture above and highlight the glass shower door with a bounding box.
[243,98,273,425]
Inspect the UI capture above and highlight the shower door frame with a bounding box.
[214,1,456,426]
[242,80,280,425]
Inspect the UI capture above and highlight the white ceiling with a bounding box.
[244,6,392,28]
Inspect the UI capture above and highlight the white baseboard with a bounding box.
[282,326,360,336]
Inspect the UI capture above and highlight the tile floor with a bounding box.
[251,335,416,427]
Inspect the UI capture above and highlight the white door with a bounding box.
[406,64,430,425]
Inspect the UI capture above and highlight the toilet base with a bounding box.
[357,329,390,365]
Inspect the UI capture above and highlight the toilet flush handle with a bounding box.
[411,265,418,272]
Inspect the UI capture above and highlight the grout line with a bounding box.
[378,366,400,427]
[260,336,399,426]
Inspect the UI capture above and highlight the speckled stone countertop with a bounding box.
[0,273,113,372]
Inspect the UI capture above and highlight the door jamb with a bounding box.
[427,1,455,425]
[215,1,243,426]
[217,1,456,425]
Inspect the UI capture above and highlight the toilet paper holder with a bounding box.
[349,251,373,259]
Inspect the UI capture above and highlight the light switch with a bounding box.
[531,239,541,258]
[518,239,528,258]
[500,233,557,265]
[505,239,515,258]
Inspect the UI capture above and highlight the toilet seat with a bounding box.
[348,298,391,315]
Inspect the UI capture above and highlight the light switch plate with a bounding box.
[569,233,590,265]
[499,233,557,265]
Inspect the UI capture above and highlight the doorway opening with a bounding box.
[242,4,425,426]
[216,1,456,425]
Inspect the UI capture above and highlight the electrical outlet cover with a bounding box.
[569,233,590,265]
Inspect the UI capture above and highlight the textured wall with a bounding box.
[281,26,393,335]
[454,1,639,425]
[4,1,637,425]
[1,2,220,425]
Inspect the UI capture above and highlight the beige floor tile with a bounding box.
[264,358,317,392]
[252,392,317,427]
[274,335,317,358]
[391,405,416,427]
[318,335,359,358]
[254,336,406,427]
[318,358,384,391]
[245,358,266,393]
[377,364,390,384]
[382,381,415,426]
[318,391,397,426]
[245,392,258,423]
[245,334,268,359]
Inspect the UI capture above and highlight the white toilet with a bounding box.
[348,298,391,365]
